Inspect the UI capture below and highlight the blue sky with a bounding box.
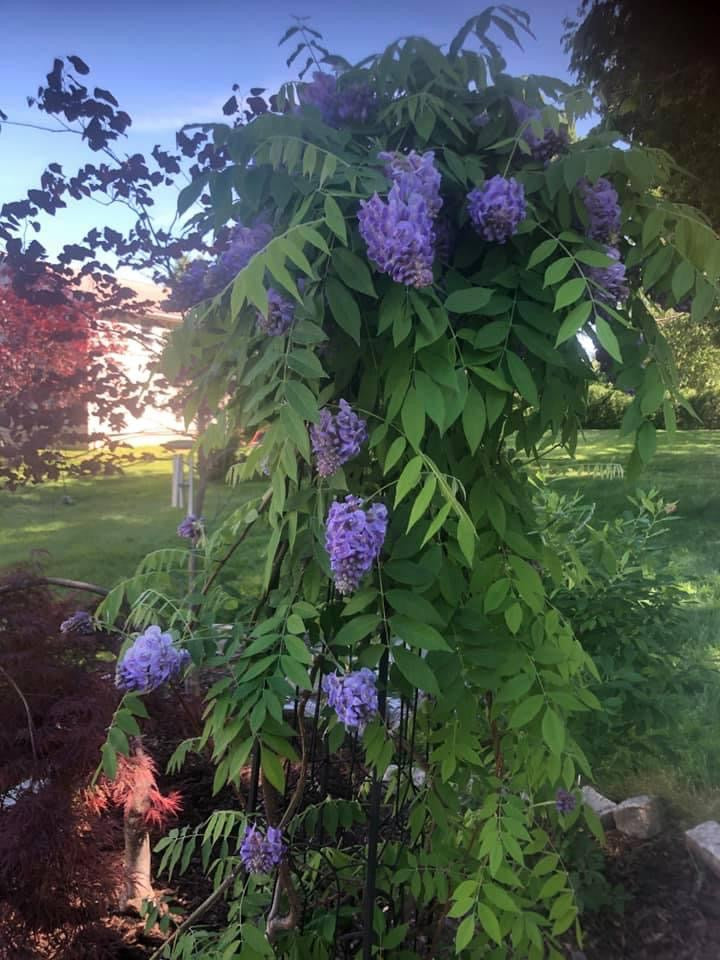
[1,0,582,262]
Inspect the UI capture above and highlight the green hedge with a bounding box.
[584,383,720,430]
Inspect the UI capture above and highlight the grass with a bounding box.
[0,451,264,588]
[545,429,720,809]
[548,429,720,642]
[3,430,720,805]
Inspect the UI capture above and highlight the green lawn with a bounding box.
[547,430,720,816]
[0,452,264,589]
[549,429,720,584]
[3,428,719,598]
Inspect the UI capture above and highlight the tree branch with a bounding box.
[0,576,108,597]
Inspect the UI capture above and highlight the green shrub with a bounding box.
[584,382,720,429]
[584,383,633,429]
[536,484,719,779]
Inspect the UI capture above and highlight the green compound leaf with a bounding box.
[390,615,450,651]
[332,248,377,297]
[326,277,361,344]
[444,286,493,313]
[284,380,320,423]
[553,277,586,311]
[393,647,440,695]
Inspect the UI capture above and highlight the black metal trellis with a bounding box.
[361,648,389,960]
[266,633,424,957]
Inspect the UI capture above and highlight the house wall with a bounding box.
[87,319,190,447]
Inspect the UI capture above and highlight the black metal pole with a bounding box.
[361,648,389,960]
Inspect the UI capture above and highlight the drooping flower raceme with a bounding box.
[323,668,378,729]
[509,97,569,164]
[300,71,376,126]
[579,177,621,243]
[165,222,271,310]
[256,287,295,335]
[115,625,190,693]
[177,513,203,540]
[467,175,527,244]
[379,150,443,217]
[205,222,272,297]
[310,399,368,477]
[240,824,285,874]
[60,610,94,635]
[165,260,209,312]
[325,496,388,595]
[358,191,436,287]
[555,789,577,815]
[358,150,442,288]
[587,245,629,306]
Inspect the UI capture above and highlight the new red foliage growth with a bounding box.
[90,750,182,828]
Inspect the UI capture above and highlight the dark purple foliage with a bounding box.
[587,245,629,305]
[509,97,569,163]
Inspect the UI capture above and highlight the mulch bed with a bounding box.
[579,828,720,960]
[6,738,720,960]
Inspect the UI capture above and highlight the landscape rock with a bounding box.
[614,794,663,839]
[686,820,720,879]
[581,785,617,828]
[383,763,426,788]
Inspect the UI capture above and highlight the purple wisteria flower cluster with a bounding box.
[310,399,368,477]
[115,625,190,693]
[378,151,443,217]
[300,71,376,126]
[60,610,94,635]
[205,222,273,295]
[165,222,272,312]
[555,789,577,815]
[358,150,442,288]
[510,97,569,164]
[323,667,378,729]
[256,287,296,336]
[325,495,388,595]
[177,513,203,540]
[165,261,209,312]
[239,824,285,874]
[579,177,621,243]
[587,245,629,306]
[467,175,527,244]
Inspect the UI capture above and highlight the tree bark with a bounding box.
[120,741,156,914]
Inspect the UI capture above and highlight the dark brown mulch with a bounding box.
[579,828,720,960]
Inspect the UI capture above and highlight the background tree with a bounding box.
[0,56,255,487]
[564,0,720,228]
[0,283,151,487]
[657,310,720,392]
